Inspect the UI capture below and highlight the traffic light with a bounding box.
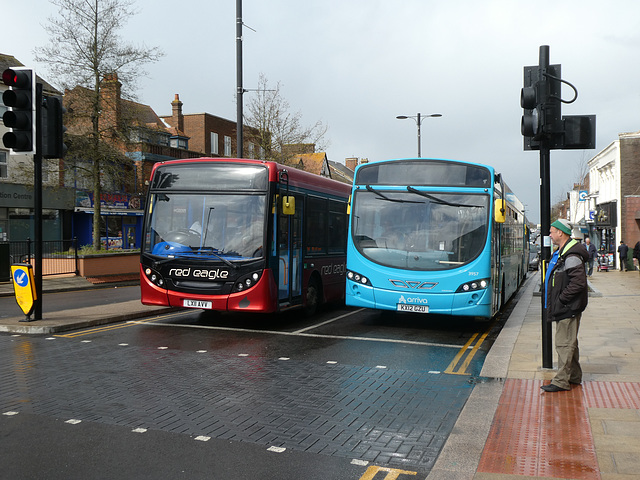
[521,66,542,139]
[42,95,67,158]
[521,64,561,149]
[2,68,35,153]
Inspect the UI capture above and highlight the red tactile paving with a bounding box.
[478,379,600,479]
[583,381,640,409]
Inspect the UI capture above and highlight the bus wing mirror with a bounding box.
[494,199,506,223]
[282,196,295,215]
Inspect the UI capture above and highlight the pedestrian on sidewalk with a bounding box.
[543,218,589,393]
[618,241,629,271]
[585,237,597,277]
[633,240,640,272]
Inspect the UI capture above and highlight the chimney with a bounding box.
[171,94,184,132]
[100,73,121,131]
[345,157,358,171]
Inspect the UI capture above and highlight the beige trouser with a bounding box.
[552,313,582,389]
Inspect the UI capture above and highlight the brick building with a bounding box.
[63,75,203,248]
[160,95,261,159]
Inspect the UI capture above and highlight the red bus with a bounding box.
[140,158,351,315]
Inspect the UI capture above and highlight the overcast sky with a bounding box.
[5,0,640,222]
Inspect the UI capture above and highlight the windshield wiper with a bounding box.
[151,248,238,269]
[406,186,481,208]
[366,185,422,203]
[191,248,238,269]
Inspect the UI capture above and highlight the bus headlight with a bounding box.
[144,267,165,288]
[456,278,489,293]
[233,271,263,293]
[347,270,371,286]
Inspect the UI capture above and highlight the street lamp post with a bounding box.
[396,112,442,157]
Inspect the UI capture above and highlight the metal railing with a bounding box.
[7,238,79,277]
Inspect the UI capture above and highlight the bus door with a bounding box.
[277,194,303,305]
[492,218,502,314]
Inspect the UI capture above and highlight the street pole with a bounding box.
[538,45,553,369]
[236,0,243,158]
[416,112,421,158]
[396,113,441,158]
[540,137,552,368]
[34,82,43,320]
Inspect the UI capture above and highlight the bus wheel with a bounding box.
[304,277,321,317]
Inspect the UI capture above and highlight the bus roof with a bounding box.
[149,157,351,198]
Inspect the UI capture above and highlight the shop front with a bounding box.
[0,183,75,242]
[594,201,617,268]
[74,190,144,249]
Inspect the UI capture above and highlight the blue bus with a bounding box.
[346,158,528,319]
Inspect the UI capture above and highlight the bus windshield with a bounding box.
[351,189,489,270]
[143,193,266,261]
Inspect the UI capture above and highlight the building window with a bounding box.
[224,136,231,157]
[0,151,7,178]
[170,137,188,149]
[248,143,255,159]
[211,132,219,154]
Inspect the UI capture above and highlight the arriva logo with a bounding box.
[398,295,428,304]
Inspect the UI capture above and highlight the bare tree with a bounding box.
[244,74,328,163]
[35,0,163,249]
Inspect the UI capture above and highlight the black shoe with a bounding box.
[541,383,569,392]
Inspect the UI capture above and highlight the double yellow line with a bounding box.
[444,320,496,375]
[54,317,159,338]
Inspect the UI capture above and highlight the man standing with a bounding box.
[585,237,597,277]
[543,218,589,392]
[618,241,629,271]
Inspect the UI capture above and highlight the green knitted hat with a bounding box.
[550,218,572,236]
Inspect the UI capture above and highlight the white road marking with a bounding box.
[267,446,286,453]
[3,411,19,416]
[194,435,211,442]
[132,428,147,433]
[293,308,365,333]
[128,319,468,350]
[65,419,82,425]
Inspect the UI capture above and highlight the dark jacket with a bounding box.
[546,239,589,322]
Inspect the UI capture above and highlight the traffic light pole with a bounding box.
[33,82,43,321]
[537,46,553,369]
[539,138,553,368]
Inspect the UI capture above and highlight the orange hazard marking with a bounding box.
[478,379,600,479]
[358,465,417,480]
